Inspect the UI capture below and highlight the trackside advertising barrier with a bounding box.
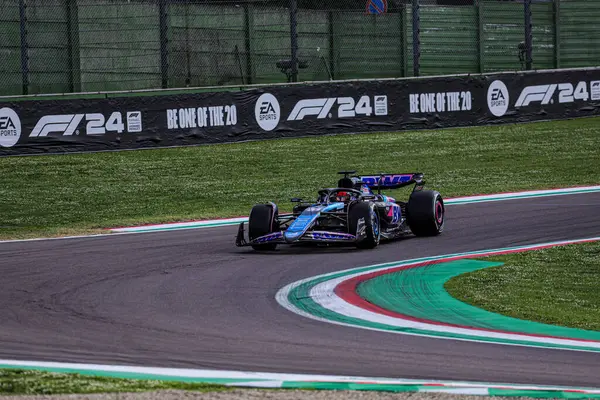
[1,67,599,156]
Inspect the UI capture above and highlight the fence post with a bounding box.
[159,0,169,89]
[289,0,299,82]
[524,0,533,70]
[66,0,81,93]
[328,10,335,80]
[476,0,484,73]
[19,0,29,95]
[399,4,405,77]
[243,3,253,85]
[412,0,420,77]
[553,0,560,69]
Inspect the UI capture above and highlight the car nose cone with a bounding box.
[284,231,303,243]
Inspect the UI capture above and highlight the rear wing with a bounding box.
[358,173,424,190]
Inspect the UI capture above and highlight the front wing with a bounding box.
[235,222,364,247]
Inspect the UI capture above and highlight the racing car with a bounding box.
[235,171,444,250]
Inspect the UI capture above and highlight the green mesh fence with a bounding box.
[0,0,598,96]
[559,0,600,68]
[77,1,162,92]
[0,0,21,95]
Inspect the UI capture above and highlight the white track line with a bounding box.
[1,359,599,393]
[2,185,599,244]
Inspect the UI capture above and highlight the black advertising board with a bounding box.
[1,67,599,156]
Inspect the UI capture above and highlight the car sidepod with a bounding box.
[283,203,345,243]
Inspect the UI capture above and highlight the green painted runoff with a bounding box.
[446,242,600,331]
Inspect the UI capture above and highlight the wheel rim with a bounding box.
[435,200,444,225]
[371,209,380,239]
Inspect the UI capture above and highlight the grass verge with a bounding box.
[1,117,599,239]
[0,369,229,395]
[445,241,600,331]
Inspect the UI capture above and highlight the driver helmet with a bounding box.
[335,191,351,202]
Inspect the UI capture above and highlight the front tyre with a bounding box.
[406,190,444,236]
[348,202,381,249]
[248,203,278,251]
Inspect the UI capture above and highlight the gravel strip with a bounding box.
[0,389,543,400]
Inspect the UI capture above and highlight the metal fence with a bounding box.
[1,0,599,96]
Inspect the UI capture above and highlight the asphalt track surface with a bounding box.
[1,193,600,388]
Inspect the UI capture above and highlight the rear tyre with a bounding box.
[248,203,279,250]
[406,190,444,236]
[348,202,381,249]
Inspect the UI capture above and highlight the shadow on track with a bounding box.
[232,236,416,255]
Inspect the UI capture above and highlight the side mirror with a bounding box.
[291,197,303,203]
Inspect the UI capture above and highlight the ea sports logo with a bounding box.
[487,80,509,117]
[262,102,276,114]
[0,116,16,130]
[255,93,280,131]
[0,107,21,147]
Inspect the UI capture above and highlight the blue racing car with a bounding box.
[235,171,444,250]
